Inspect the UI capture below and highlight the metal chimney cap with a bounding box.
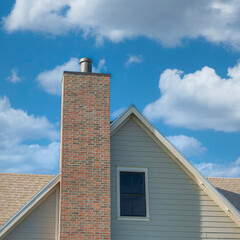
[79,58,93,73]
[79,58,93,64]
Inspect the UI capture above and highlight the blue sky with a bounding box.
[1,0,240,177]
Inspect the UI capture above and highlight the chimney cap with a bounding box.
[79,58,93,73]
[79,58,93,64]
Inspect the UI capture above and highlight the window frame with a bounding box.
[117,167,149,221]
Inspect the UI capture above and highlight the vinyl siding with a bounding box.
[111,117,240,240]
[4,188,58,240]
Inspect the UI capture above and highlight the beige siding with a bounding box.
[111,117,240,239]
[4,188,58,240]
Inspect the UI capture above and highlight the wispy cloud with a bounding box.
[144,62,240,132]
[111,107,127,119]
[93,58,107,72]
[196,157,240,177]
[7,69,21,83]
[167,135,206,157]
[125,54,144,66]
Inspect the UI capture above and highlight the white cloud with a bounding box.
[111,107,127,119]
[125,54,144,66]
[7,69,21,83]
[3,0,240,49]
[167,135,206,157]
[196,157,240,177]
[93,58,107,73]
[36,57,79,96]
[143,62,240,132]
[0,96,60,173]
[0,96,59,142]
[0,142,60,174]
[37,58,106,95]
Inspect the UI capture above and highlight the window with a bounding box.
[117,167,149,220]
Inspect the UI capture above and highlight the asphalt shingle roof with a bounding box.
[207,177,240,212]
[0,173,54,227]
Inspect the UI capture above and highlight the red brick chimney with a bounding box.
[59,58,111,239]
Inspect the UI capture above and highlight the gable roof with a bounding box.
[1,105,240,237]
[111,105,240,227]
[0,173,54,228]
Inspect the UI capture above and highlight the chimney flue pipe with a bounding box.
[79,58,93,73]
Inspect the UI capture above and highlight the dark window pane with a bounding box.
[120,195,132,216]
[120,171,146,217]
[120,172,132,194]
[132,196,145,216]
[132,172,145,194]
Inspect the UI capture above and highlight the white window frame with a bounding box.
[117,167,149,221]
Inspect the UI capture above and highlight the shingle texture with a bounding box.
[207,177,240,211]
[0,173,54,228]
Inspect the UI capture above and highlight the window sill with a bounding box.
[117,216,150,221]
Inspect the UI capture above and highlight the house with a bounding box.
[1,58,240,239]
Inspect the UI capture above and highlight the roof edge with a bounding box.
[0,173,60,239]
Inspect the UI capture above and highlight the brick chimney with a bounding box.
[59,58,111,239]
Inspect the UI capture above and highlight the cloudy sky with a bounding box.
[1,0,240,177]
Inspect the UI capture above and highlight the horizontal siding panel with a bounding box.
[114,130,152,138]
[149,204,220,211]
[112,236,204,240]
[112,169,191,179]
[149,192,207,199]
[112,218,233,226]
[207,233,240,239]
[111,224,240,233]
[111,176,194,185]
[112,208,227,217]
[5,232,54,239]
[111,160,180,169]
[111,150,167,158]
[12,225,56,234]
[111,179,200,190]
[112,229,207,238]
[112,135,153,142]
[15,220,56,229]
[149,198,216,206]
[111,150,165,158]
[112,237,239,240]
[111,157,178,166]
[111,155,171,162]
[112,139,160,147]
[148,215,233,222]
[111,144,163,153]
[5,189,57,240]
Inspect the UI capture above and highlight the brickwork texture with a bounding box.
[59,72,111,239]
